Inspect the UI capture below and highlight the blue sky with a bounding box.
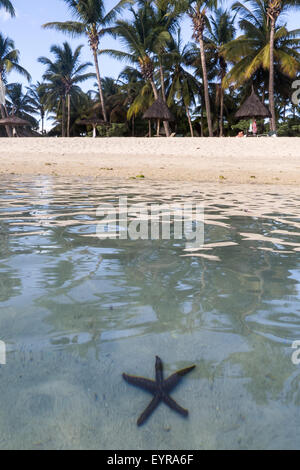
[1,0,299,93]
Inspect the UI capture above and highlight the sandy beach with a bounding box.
[1,137,300,184]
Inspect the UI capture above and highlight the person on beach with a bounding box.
[253,119,257,136]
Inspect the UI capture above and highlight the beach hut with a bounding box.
[235,88,271,120]
[77,117,109,138]
[0,116,31,137]
[143,99,175,137]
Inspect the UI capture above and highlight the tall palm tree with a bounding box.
[42,0,131,123]
[100,5,172,135]
[149,0,180,97]
[136,0,183,135]
[231,0,300,132]
[223,0,300,131]
[27,82,48,134]
[176,0,217,136]
[205,8,236,136]
[39,42,94,137]
[165,29,200,136]
[266,0,300,131]
[0,0,15,16]
[39,76,67,137]
[0,33,30,135]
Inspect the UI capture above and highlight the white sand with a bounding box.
[1,137,300,184]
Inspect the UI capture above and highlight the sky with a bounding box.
[1,0,299,93]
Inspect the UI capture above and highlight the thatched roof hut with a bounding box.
[143,99,174,137]
[235,89,271,119]
[0,116,31,127]
[0,115,31,137]
[143,99,174,121]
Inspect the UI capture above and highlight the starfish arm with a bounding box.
[137,394,161,427]
[122,373,157,393]
[163,365,196,392]
[163,393,189,417]
[155,356,163,384]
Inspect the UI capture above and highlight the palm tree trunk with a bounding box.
[61,95,66,137]
[200,94,204,137]
[198,37,213,137]
[269,18,276,132]
[159,62,171,137]
[150,79,159,100]
[219,86,224,137]
[67,94,71,138]
[41,111,45,135]
[93,50,107,123]
[199,36,213,137]
[200,91,204,137]
[186,106,194,137]
[0,77,11,137]
[159,62,166,102]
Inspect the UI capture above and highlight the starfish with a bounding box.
[123,356,196,426]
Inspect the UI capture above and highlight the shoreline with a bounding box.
[1,137,300,185]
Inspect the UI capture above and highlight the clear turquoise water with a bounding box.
[0,176,300,450]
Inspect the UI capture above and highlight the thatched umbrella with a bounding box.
[143,99,175,137]
[0,116,31,137]
[235,89,271,120]
[77,117,109,138]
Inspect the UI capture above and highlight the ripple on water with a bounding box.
[0,176,300,449]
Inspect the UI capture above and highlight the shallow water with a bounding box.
[0,176,300,450]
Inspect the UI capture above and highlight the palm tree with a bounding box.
[176,0,217,137]
[42,0,131,123]
[100,5,173,134]
[266,0,300,131]
[0,33,31,135]
[165,29,200,136]
[39,76,67,137]
[89,76,128,123]
[136,0,183,135]
[118,66,153,135]
[205,8,236,136]
[148,0,180,96]
[39,42,94,137]
[0,0,15,16]
[231,0,300,132]
[27,82,48,134]
[223,0,300,132]
[6,83,38,127]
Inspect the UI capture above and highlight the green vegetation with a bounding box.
[0,0,299,137]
